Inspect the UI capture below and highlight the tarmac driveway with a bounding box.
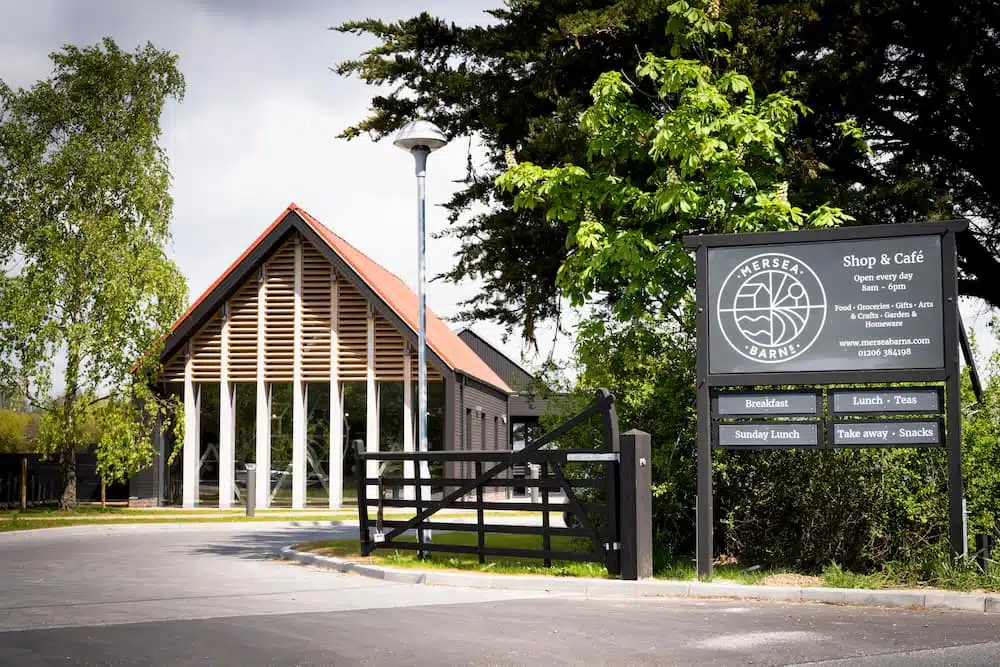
[1,522,999,666]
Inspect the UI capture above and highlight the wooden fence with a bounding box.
[0,451,127,508]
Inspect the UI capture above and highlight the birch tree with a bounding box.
[0,38,187,508]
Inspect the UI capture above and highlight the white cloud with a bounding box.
[0,0,572,394]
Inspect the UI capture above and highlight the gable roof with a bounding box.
[457,329,537,392]
[156,203,512,394]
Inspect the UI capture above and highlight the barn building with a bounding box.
[129,204,512,508]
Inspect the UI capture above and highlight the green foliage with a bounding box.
[497,3,852,320]
[334,1,686,338]
[0,409,39,453]
[960,324,1000,541]
[821,563,890,590]
[716,447,951,572]
[0,406,104,454]
[337,0,1000,339]
[0,38,187,505]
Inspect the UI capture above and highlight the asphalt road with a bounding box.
[1,522,999,666]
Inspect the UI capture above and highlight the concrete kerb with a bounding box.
[279,545,1000,613]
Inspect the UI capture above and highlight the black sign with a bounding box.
[686,221,967,580]
[831,388,942,415]
[716,423,821,449]
[714,391,821,417]
[706,235,944,375]
[831,420,943,447]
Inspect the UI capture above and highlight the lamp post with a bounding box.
[393,120,448,493]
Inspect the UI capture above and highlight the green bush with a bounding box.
[564,313,1000,574]
[0,409,39,453]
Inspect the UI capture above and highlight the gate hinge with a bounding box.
[604,542,621,551]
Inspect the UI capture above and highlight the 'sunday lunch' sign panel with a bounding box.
[707,235,944,375]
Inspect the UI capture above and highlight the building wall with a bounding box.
[449,374,510,497]
[453,375,509,452]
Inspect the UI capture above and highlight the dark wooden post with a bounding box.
[353,440,371,556]
[619,430,653,580]
[541,461,551,568]
[475,461,485,564]
[20,456,27,510]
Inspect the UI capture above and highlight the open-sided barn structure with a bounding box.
[129,204,512,508]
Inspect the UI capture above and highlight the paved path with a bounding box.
[2,522,999,666]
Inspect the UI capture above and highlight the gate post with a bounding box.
[619,429,653,580]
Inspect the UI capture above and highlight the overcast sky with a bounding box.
[0,0,572,381]
[1,0,995,387]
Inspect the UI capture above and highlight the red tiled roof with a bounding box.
[158,203,512,394]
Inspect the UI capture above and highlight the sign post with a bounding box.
[684,221,967,580]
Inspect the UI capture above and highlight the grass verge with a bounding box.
[294,536,1000,593]
[297,532,608,577]
[0,509,556,533]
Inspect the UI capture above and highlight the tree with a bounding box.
[336,0,1000,340]
[726,0,1000,307]
[0,38,187,508]
[334,1,683,340]
[497,5,853,321]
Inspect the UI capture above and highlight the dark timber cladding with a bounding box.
[458,329,534,392]
[684,220,967,581]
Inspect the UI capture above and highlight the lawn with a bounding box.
[298,531,608,577]
[0,506,555,534]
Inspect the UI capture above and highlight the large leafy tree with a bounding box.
[336,0,1000,339]
[0,38,187,508]
[728,0,1000,305]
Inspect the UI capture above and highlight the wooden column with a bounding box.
[292,235,306,509]
[255,265,270,509]
[366,304,378,498]
[219,301,235,509]
[329,273,343,508]
[183,341,200,508]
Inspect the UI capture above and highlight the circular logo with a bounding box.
[717,252,827,364]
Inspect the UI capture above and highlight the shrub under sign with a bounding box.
[684,221,967,579]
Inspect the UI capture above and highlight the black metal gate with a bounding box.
[355,388,651,578]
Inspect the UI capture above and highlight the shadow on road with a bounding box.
[184,522,356,561]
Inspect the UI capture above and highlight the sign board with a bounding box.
[716,422,821,449]
[830,388,942,415]
[707,235,943,376]
[714,391,821,417]
[830,420,943,447]
[684,221,966,580]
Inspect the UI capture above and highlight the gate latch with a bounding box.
[604,542,621,551]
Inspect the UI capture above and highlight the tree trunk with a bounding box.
[59,448,77,510]
[60,338,81,511]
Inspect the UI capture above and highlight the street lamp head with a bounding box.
[393,120,448,154]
